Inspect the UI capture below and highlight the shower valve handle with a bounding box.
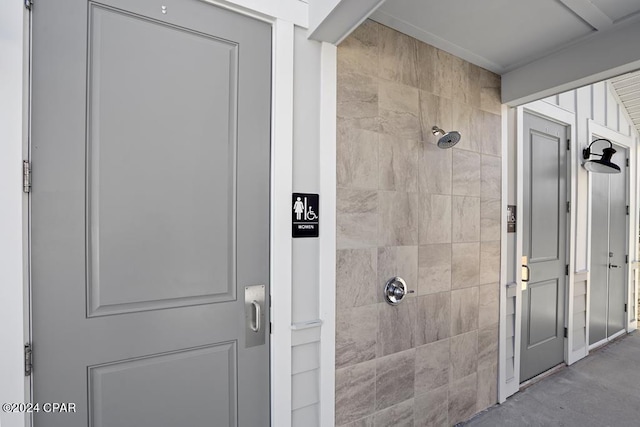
[383,277,414,305]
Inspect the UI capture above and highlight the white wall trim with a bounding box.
[514,105,524,392]
[500,105,525,400]
[318,42,337,427]
[0,1,29,426]
[270,18,295,427]
[204,0,308,27]
[498,105,510,403]
[587,120,637,336]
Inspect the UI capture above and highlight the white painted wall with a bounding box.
[0,2,28,427]
[291,25,322,427]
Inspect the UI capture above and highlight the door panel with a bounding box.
[87,5,238,316]
[521,113,567,382]
[589,146,628,345]
[31,1,271,426]
[89,343,237,426]
[608,149,627,336]
[530,133,560,263]
[589,172,610,344]
[528,279,559,346]
[590,145,628,345]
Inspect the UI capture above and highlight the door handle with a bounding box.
[609,264,622,269]
[245,285,265,348]
[250,300,261,332]
[522,264,530,282]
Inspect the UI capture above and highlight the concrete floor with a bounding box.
[463,332,640,427]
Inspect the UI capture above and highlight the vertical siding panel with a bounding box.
[543,95,558,105]
[606,84,618,131]
[619,106,632,136]
[592,81,606,125]
[575,87,591,272]
[558,91,576,112]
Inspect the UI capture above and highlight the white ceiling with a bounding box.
[371,0,640,75]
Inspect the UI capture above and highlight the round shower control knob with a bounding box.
[384,277,414,305]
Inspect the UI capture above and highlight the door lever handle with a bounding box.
[609,264,622,269]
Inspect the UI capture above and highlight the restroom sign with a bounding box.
[292,193,319,238]
[507,205,516,233]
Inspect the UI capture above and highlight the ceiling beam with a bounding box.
[307,0,386,44]
[502,18,640,106]
[557,0,613,30]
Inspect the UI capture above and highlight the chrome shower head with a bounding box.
[432,126,461,149]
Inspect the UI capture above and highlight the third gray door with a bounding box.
[589,144,628,346]
[31,1,272,425]
[520,113,568,382]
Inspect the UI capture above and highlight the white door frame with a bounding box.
[585,120,636,352]
[501,101,576,401]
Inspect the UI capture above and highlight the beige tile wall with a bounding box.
[335,20,502,426]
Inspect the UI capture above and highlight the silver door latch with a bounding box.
[244,285,265,348]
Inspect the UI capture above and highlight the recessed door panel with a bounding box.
[589,172,610,344]
[530,132,560,263]
[608,153,627,336]
[89,343,237,427]
[528,279,559,347]
[87,6,238,316]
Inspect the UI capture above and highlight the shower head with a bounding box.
[432,126,461,149]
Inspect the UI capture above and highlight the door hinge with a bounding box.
[564,327,568,338]
[565,265,569,276]
[626,254,629,264]
[627,205,630,215]
[24,343,32,376]
[625,303,628,313]
[626,158,630,167]
[269,322,272,334]
[24,0,32,10]
[567,201,571,213]
[567,139,570,151]
[23,160,31,193]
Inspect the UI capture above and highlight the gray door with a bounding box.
[30,1,271,426]
[589,145,628,345]
[520,113,567,382]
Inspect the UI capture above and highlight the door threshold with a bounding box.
[589,330,628,352]
[519,363,566,391]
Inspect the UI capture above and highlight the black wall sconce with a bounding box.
[582,138,621,174]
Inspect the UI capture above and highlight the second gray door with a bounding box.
[589,144,628,346]
[520,113,568,382]
[30,1,272,426]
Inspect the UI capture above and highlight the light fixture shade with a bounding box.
[583,159,621,174]
[582,140,621,174]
